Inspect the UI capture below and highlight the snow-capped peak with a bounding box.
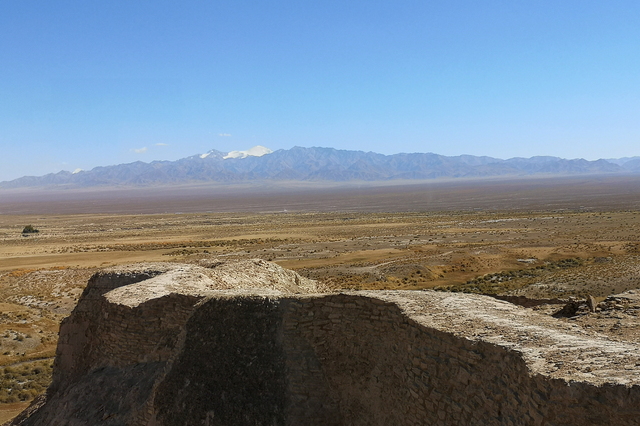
[72,168,83,174]
[200,153,211,159]
[223,145,273,160]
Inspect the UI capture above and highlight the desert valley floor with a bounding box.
[1,175,640,422]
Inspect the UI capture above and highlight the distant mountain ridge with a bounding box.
[1,146,638,188]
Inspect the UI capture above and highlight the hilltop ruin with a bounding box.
[9,260,640,425]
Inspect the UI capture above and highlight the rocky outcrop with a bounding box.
[9,260,640,425]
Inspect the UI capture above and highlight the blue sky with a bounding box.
[1,1,639,181]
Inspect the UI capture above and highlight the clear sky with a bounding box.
[1,1,639,181]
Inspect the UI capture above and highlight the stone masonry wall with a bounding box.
[11,262,640,426]
[52,264,173,391]
[24,265,195,425]
[153,296,288,426]
[281,294,640,426]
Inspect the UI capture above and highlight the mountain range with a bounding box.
[2,146,640,189]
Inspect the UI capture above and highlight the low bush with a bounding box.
[0,360,53,404]
[22,225,39,234]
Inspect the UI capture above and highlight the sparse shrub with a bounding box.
[4,394,18,403]
[0,359,54,404]
[22,225,39,234]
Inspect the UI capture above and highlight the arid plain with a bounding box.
[1,175,640,421]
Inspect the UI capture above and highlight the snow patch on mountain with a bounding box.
[223,145,273,160]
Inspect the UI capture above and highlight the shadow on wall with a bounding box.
[11,292,640,426]
[155,295,640,426]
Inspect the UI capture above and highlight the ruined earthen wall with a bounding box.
[281,294,640,426]
[12,264,640,426]
[148,294,640,426]
[153,296,288,426]
[32,268,196,426]
[52,268,173,389]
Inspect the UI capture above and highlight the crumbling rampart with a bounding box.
[9,261,640,426]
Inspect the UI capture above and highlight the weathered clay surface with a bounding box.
[9,260,640,426]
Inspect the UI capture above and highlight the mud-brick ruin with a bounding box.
[9,260,640,425]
